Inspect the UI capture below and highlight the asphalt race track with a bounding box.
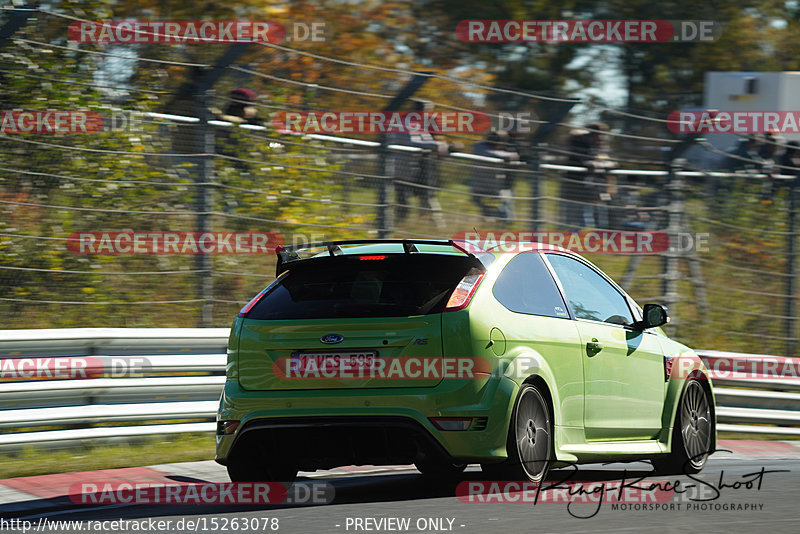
[13,456,800,534]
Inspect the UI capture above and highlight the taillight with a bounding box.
[238,290,267,318]
[444,268,485,312]
[359,255,386,260]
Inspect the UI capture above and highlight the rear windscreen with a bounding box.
[246,255,478,320]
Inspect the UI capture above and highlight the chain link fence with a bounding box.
[1,6,798,356]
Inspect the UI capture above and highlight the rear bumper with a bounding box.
[215,375,518,468]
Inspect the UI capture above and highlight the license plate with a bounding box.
[290,351,378,369]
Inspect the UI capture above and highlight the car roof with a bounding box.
[310,243,464,256]
[483,241,574,255]
[305,241,576,260]
[276,239,581,277]
[275,239,492,275]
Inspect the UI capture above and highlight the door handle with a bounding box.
[586,338,603,356]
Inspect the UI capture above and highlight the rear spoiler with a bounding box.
[275,239,494,276]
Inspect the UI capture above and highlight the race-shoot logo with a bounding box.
[456,20,720,43]
[456,474,770,518]
[272,111,491,134]
[67,232,284,255]
[456,479,674,518]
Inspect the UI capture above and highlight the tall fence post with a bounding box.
[660,134,706,335]
[524,100,578,231]
[195,91,214,328]
[375,73,431,238]
[376,138,393,239]
[787,179,797,356]
[165,44,251,327]
[662,160,684,334]
[527,144,543,226]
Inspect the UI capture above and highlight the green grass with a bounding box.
[0,433,215,479]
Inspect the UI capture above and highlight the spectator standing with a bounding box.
[561,122,616,229]
[778,140,800,176]
[210,88,260,172]
[387,101,451,228]
[470,130,520,220]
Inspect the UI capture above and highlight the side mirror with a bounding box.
[635,303,669,330]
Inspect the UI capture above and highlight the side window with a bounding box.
[545,254,634,326]
[493,253,570,319]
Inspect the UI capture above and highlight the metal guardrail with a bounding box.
[687,350,800,436]
[0,329,798,450]
[0,328,228,449]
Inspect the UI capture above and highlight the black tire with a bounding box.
[481,383,553,482]
[653,378,714,475]
[414,459,467,478]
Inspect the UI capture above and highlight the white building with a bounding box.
[704,71,800,149]
[683,71,800,168]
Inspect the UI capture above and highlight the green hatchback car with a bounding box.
[216,239,715,482]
